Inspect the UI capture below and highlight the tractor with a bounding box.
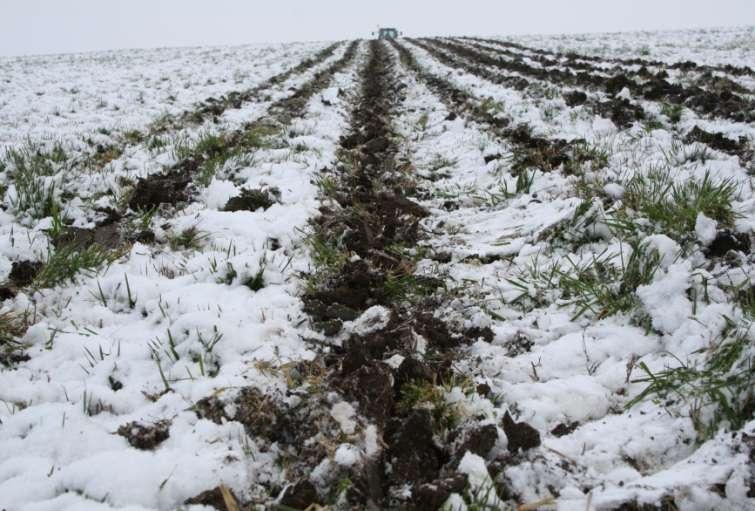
[374,27,401,40]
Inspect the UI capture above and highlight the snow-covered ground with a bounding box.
[0,42,331,147]
[505,26,755,68]
[0,27,752,511]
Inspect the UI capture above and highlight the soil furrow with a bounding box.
[428,38,754,123]
[465,36,755,78]
[276,39,485,509]
[416,38,753,163]
[167,42,344,129]
[128,41,360,213]
[391,39,595,176]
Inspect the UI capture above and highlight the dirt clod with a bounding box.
[278,479,320,510]
[223,187,279,212]
[117,419,171,450]
[341,361,394,425]
[705,230,751,258]
[387,409,444,485]
[413,474,468,511]
[457,424,499,459]
[502,412,541,452]
[129,169,192,210]
[551,421,580,437]
[185,486,239,510]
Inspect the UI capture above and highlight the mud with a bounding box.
[283,40,492,507]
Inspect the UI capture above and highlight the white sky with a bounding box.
[1,0,754,57]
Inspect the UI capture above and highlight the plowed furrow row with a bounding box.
[428,38,754,123]
[128,41,360,212]
[392,39,593,175]
[465,36,755,78]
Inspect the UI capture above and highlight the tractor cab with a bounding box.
[375,27,401,40]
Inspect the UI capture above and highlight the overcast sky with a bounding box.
[1,0,753,57]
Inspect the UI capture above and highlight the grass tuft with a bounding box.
[629,319,753,440]
[623,167,737,237]
[34,245,114,288]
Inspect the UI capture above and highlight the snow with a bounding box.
[1,25,753,510]
[695,212,718,246]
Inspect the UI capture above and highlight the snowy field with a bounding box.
[0,26,752,511]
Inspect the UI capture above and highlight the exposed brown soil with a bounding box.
[184,486,240,511]
[705,230,752,258]
[501,412,541,452]
[116,419,171,450]
[0,260,43,299]
[222,187,280,212]
[684,126,753,163]
[168,42,343,129]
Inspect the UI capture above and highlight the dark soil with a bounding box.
[116,419,171,450]
[386,409,445,483]
[502,412,541,452]
[54,224,121,251]
[184,486,240,511]
[0,261,43,299]
[705,230,752,258]
[278,480,321,510]
[431,38,754,123]
[173,42,342,129]
[456,424,499,459]
[412,475,468,511]
[551,421,580,437]
[287,40,483,507]
[684,126,753,162]
[128,168,192,210]
[195,386,279,440]
[393,40,597,175]
[222,187,280,212]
